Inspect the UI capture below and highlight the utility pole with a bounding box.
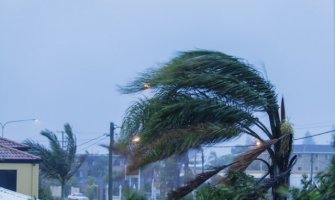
[109,122,115,200]
[56,131,65,149]
[201,148,204,173]
[310,153,314,181]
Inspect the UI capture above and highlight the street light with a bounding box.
[130,135,141,191]
[0,118,38,137]
[132,135,140,144]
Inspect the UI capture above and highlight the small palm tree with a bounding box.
[25,123,86,200]
[119,50,295,200]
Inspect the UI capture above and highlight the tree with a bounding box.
[196,172,268,200]
[25,123,86,200]
[84,176,99,200]
[314,134,335,199]
[119,50,295,199]
[289,174,321,200]
[303,131,315,145]
[289,138,335,199]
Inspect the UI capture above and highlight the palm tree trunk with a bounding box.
[272,137,292,200]
[61,182,66,200]
[269,111,290,200]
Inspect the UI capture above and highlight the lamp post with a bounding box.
[108,122,115,200]
[132,135,141,190]
[0,118,38,137]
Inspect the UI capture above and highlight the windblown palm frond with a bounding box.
[227,139,278,174]
[119,50,293,199]
[127,123,241,171]
[120,98,152,142]
[24,123,86,200]
[121,50,278,112]
[168,139,278,200]
[167,162,237,200]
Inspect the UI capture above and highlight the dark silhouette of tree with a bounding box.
[303,131,315,145]
[25,123,86,200]
[119,50,295,199]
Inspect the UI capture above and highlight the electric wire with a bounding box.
[294,129,335,141]
[77,134,107,147]
[78,136,108,152]
[203,129,335,148]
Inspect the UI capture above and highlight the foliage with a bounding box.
[289,135,335,200]
[315,153,335,199]
[120,50,294,199]
[289,175,321,200]
[123,188,146,200]
[84,176,99,200]
[196,172,267,200]
[24,123,87,200]
[306,135,335,199]
[38,183,53,200]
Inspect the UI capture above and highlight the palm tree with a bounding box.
[25,123,86,200]
[119,50,295,200]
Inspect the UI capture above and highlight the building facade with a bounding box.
[0,137,41,197]
[245,144,335,187]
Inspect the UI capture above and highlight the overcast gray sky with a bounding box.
[0,0,334,153]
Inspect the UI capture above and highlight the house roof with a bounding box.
[293,144,335,154]
[0,144,41,163]
[0,137,28,150]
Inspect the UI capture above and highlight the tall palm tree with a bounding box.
[25,123,86,200]
[119,50,295,200]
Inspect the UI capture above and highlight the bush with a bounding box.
[196,172,267,200]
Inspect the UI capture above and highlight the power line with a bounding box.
[204,129,335,149]
[204,144,256,148]
[294,129,335,141]
[78,136,108,152]
[74,129,335,152]
[74,130,107,135]
[77,134,107,147]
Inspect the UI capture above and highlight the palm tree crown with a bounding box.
[120,50,294,199]
[25,123,86,200]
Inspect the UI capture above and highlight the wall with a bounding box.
[0,163,39,198]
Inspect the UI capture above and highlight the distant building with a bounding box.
[0,137,41,197]
[292,144,335,173]
[74,154,125,200]
[245,144,335,187]
[188,149,205,174]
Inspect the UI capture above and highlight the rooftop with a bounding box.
[0,144,41,163]
[293,144,335,154]
[0,137,28,150]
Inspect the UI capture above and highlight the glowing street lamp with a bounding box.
[0,118,38,137]
[143,83,151,89]
[132,135,141,144]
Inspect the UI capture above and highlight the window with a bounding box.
[0,170,17,191]
[315,167,318,171]
[297,167,302,171]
